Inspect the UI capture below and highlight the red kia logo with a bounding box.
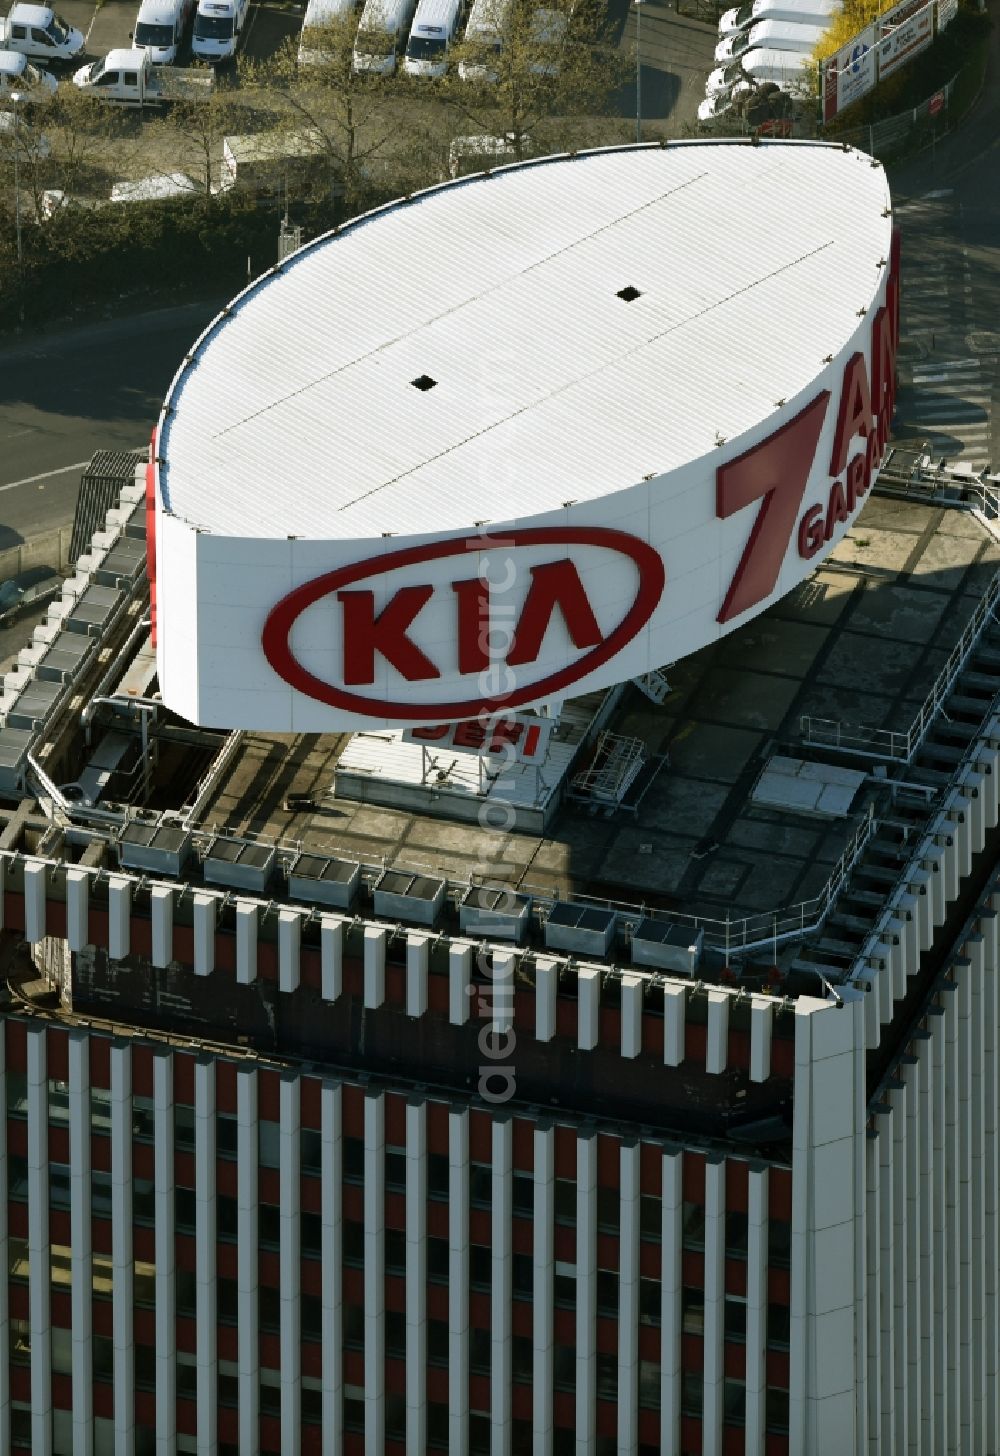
[262,526,665,719]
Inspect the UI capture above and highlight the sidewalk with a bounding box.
[889,0,1000,196]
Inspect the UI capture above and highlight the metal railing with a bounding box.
[802,563,1000,764]
[181,729,245,829]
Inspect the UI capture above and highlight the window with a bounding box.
[303,1211,322,1258]
[177,1270,196,1318]
[554,1345,574,1392]
[260,1204,280,1249]
[428,1235,448,1281]
[134,1177,155,1225]
[512,1172,533,1216]
[766,1386,790,1433]
[596,1186,619,1234]
[218,1194,238,1241]
[554,1262,575,1308]
[725,1210,748,1258]
[428,1152,449,1200]
[302,1127,322,1175]
[513,1334,532,1382]
[217,1114,238,1159]
[640,1194,660,1239]
[470,1163,491,1209]
[387,1147,406,1192]
[768,1302,790,1348]
[260,1368,280,1417]
[512,1253,532,1297]
[48,1079,71,1127]
[175,1105,195,1149]
[682,1203,705,1251]
[92,1169,112,1219]
[344,1221,363,1265]
[7,1155,27,1201]
[640,1277,660,1326]
[387,1228,405,1275]
[471,1327,490,1374]
[597,1269,617,1316]
[470,1244,490,1291]
[554,1178,576,1224]
[176,1187,196,1235]
[219,1276,238,1324]
[10,1318,29,1363]
[344,1137,363,1182]
[682,1371,702,1417]
[345,1304,363,1349]
[6,1072,27,1117]
[596,1351,616,1400]
[682,1287,704,1336]
[724,1296,747,1342]
[768,1219,791,1268]
[122,70,139,85]
[133,1097,155,1141]
[724,1377,746,1425]
[639,1359,660,1410]
[429,1319,448,1365]
[259,1120,280,1170]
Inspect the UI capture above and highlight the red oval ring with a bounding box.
[262,526,666,720]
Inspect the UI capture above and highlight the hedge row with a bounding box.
[0,192,346,332]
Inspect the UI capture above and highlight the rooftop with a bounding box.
[158,141,891,540]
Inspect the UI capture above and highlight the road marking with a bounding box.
[0,460,91,492]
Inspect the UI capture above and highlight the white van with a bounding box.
[0,46,57,98]
[714,17,825,64]
[718,0,836,37]
[0,3,84,63]
[457,0,510,81]
[403,0,461,76]
[528,2,572,75]
[132,0,194,64]
[705,45,813,97]
[297,0,356,65]
[352,0,415,72]
[191,0,246,62]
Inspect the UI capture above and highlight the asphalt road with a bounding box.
[0,299,223,552]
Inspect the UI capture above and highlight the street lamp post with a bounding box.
[635,0,644,144]
[10,90,23,273]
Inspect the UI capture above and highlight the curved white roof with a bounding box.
[159,141,892,541]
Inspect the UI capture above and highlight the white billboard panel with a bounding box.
[821,22,877,124]
[877,0,934,80]
[937,0,957,29]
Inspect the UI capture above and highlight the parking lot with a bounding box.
[46,0,717,134]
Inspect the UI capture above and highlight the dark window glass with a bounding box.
[428,1152,449,1200]
[512,1172,533,1216]
[217,1114,238,1158]
[177,1359,198,1399]
[344,1137,364,1182]
[768,1302,790,1348]
[7,1155,27,1200]
[682,1202,705,1251]
[470,1244,490,1291]
[303,1292,322,1340]
[219,1373,239,1408]
[513,1334,532,1382]
[177,1269,196,1317]
[428,1400,449,1446]
[6,1072,27,1116]
[218,1194,238,1241]
[345,1303,363,1348]
[176,1105,195,1149]
[91,1169,112,1219]
[554,1178,575,1224]
[554,1344,574,1392]
[301,1128,322,1175]
[344,1221,363,1265]
[387,1394,405,1440]
[133,1096,155,1141]
[682,1371,702,1417]
[219,1276,238,1324]
[471,1326,489,1374]
[429,1318,448,1365]
[345,1398,363,1432]
[766,1386,790,1433]
[303,1211,322,1258]
[303,1386,322,1423]
[428,1235,448,1281]
[725,1297,747,1342]
[260,1285,280,1331]
[94,1335,114,1380]
[554,1268,575,1308]
[724,1377,746,1425]
[470,1412,490,1455]
[597,1269,617,1316]
[135,1343,155,1389]
[682,1287,704,1336]
[470,1163,491,1209]
[176,1187,196,1234]
[640,1277,660,1326]
[596,1351,616,1399]
[725,1210,748,1258]
[260,1203,281,1250]
[387,1148,406,1192]
[259,1120,280,1170]
[768,1219,792,1268]
[596,1185,618,1234]
[387,1229,406,1275]
[639,1359,660,1409]
[512,1253,532,1297]
[134,1177,155,1225]
[640,1194,660,1238]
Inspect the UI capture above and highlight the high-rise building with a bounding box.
[1,142,995,1456]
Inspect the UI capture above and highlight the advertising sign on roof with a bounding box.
[820,21,877,123]
[877,0,933,80]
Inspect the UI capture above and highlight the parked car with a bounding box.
[0,3,84,63]
[0,567,61,625]
[0,45,58,99]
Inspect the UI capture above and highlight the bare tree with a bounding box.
[440,0,628,165]
[239,15,414,208]
[147,88,251,199]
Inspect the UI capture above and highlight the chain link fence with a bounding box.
[830,68,961,158]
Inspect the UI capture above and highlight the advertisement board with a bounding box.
[936,0,957,29]
[821,22,878,123]
[877,0,934,80]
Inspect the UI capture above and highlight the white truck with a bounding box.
[0,3,84,63]
[72,46,213,103]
